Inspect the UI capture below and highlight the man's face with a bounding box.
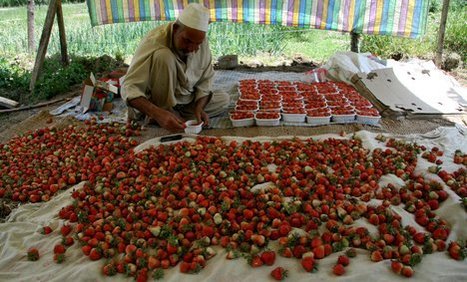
[173,25,206,56]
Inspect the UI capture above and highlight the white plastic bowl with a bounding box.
[184,120,203,134]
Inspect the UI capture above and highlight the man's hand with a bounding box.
[128,97,186,132]
[195,109,209,127]
[155,110,186,131]
[194,95,211,127]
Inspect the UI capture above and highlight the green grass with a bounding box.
[0,3,351,63]
[282,30,351,63]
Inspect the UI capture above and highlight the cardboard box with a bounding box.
[107,69,127,96]
[80,73,118,113]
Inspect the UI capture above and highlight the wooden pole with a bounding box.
[435,0,450,68]
[56,0,69,66]
[29,0,58,91]
[350,31,360,53]
[27,0,35,53]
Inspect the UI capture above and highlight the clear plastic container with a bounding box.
[230,112,255,127]
[255,112,281,126]
[282,113,306,123]
[356,114,381,125]
[306,115,331,125]
[332,114,356,123]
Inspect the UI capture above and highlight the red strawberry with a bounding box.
[81,245,92,256]
[53,244,66,254]
[179,261,191,273]
[301,256,316,272]
[413,232,427,244]
[448,241,466,260]
[27,247,40,261]
[391,260,403,274]
[332,264,346,276]
[313,245,325,259]
[61,224,72,236]
[401,265,414,277]
[324,244,333,256]
[370,250,383,262]
[427,199,439,210]
[136,269,148,282]
[337,255,350,266]
[41,226,53,235]
[279,247,293,258]
[89,248,102,261]
[249,255,263,267]
[271,267,288,281]
[62,236,74,246]
[411,245,424,255]
[369,214,379,225]
[260,250,276,266]
[433,227,449,241]
[435,239,447,251]
[102,263,117,276]
[293,245,306,258]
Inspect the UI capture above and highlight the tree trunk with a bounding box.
[27,0,35,53]
[56,0,69,66]
[350,31,360,53]
[435,0,451,68]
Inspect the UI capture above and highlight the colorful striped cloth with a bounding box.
[86,0,430,38]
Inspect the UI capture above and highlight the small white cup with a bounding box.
[184,120,203,134]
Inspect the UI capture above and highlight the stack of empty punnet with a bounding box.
[230,80,380,127]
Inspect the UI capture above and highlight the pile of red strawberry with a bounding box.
[2,128,466,281]
[437,150,466,211]
[0,119,140,202]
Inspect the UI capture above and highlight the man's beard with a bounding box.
[175,48,191,58]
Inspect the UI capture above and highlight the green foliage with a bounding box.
[450,0,467,11]
[32,57,86,102]
[0,57,29,102]
[429,0,442,13]
[32,54,124,102]
[361,5,466,63]
[360,34,435,61]
[443,8,467,62]
[0,54,123,104]
[0,0,84,8]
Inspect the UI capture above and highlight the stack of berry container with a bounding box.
[231,80,380,127]
[230,79,258,127]
[336,82,381,125]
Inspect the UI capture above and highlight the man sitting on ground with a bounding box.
[122,3,229,131]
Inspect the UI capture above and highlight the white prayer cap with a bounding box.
[177,3,210,32]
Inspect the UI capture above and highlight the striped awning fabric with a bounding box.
[86,0,430,38]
